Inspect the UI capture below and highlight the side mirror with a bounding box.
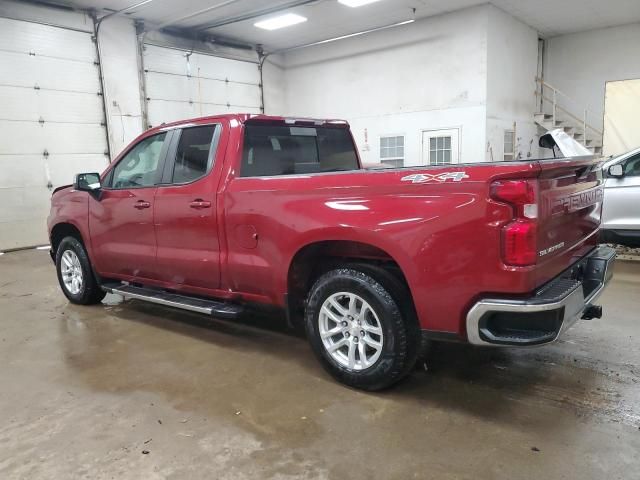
[74,172,102,193]
[608,164,624,178]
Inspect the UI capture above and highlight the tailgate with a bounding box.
[536,157,604,283]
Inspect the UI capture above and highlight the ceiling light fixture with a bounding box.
[254,13,307,30]
[338,0,384,7]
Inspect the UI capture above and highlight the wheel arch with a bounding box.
[50,222,86,254]
[285,239,417,327]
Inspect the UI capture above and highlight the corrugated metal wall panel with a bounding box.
[0,154,108,189]
[0,51,101,92]
[0,154,107,251]
[143,45,260,84]
[0,121,107,155]
[143,44,261,127]
[144,72,261,108]
[0,18,108,250]
[0,87,105,123]
[0,17,96,61]
[145,101,261,126]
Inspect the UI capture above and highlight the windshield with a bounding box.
[241,124,359,177]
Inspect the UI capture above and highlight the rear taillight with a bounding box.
[502,219,537,266]
[491,180,538,267]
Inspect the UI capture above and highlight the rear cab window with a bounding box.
[241,124,360,177]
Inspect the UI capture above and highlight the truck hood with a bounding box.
[52,184,72,195]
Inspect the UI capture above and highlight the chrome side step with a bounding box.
[101,283,242,319]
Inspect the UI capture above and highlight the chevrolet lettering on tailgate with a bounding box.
[553,187,604,214]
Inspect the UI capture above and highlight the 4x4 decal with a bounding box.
[401,172,469,183]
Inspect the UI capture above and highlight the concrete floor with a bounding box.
[1,250,639,479]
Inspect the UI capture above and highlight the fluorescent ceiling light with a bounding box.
[254,13,307,30]
[338,0,383,7]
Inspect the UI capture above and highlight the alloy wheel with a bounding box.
[60,249,83,295]
[318,292,384,370]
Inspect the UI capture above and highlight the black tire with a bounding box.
[305,267,419,391]
[55,236,106,305]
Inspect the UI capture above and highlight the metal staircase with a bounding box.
[534,78,604,155]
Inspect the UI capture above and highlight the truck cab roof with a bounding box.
[146,114,350,135]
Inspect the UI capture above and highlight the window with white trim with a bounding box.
[504,130,515,161]
[429,135,452,165]
[379,135,404,167]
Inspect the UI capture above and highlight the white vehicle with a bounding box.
[601,148,640,247]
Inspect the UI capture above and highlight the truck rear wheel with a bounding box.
[55,236,106,305]
[304,268,417,391]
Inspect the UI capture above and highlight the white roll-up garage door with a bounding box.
[0,18,109,250]
[143,44,262,128]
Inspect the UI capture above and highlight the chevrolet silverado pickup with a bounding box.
[48,114,615,390]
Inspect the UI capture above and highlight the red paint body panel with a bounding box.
[48,114,604,340]
[89,187,158,279]
[152,121,231,291]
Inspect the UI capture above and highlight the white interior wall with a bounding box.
[98,17,145,158]
[601,79,640,156]
[262,55,287,116]
[485,6,539,161]
[544,22,640,133]
[279,6,491,166]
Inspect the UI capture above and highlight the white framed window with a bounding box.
[379,135,404,167]
[504,130,515,161]
[429,136,452,165]
[422,128,460,165]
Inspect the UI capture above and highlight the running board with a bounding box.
[101,283,242,319]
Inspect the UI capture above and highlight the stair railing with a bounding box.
[535,77,603,144]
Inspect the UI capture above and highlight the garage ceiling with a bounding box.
[47,0,640,50]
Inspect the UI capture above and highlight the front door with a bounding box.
[421,128,460,165]
[153,124,222,291]
[90,131,170,279]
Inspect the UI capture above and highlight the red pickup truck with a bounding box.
[48,114,615,390]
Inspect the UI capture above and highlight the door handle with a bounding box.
[134,200,151,209]
[189,199,211,209]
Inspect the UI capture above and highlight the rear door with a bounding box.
[535,157,604,280]
[153,123,224,291]
[90,132,170,279]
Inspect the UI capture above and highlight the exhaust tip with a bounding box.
[582,305,603,320]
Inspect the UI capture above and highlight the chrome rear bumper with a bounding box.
[466,245,615,347]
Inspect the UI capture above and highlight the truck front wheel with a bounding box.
[55,236,106,305]
[304,268,417,391]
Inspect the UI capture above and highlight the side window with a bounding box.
[503,130,515,161]
[171,125,216,183]
[379,135,404,167]
[111,133,167,189]
[623,154,640,177]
